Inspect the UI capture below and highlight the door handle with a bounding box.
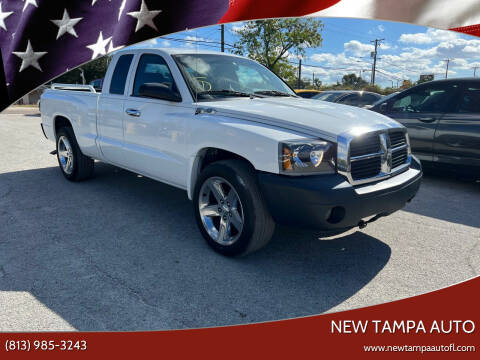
[125,108,141,117]
[418,117,436,123]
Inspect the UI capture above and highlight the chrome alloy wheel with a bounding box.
[58,135,74,175]
[198,177,244,245]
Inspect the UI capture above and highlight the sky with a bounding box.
[133,17,480,88]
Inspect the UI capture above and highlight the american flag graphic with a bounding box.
[0,0,230,110]
[0,0,479,111]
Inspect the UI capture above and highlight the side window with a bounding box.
[457,86,480,113]
[133,54,178,97]
[391,84,455,113]
[340,94,360,106]
[109,54,133,95]
[360,94,380,106]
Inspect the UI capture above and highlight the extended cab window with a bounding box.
[109,54,133,95]
[133,54,178,97]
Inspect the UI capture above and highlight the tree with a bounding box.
[342,73,369,89]
[312,78,322,89]
[53,55,112,84]
[400,79,413,89]
[233,19,323,82]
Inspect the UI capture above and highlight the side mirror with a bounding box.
[379,102,388,113]
[138,83,182,102]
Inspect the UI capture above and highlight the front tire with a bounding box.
[193,160,275,256]
[56,127,94,181]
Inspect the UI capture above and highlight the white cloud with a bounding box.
[399,32,432,44]
[399,28,459,44]
[377,24,385,32]
[230,22,247,33]
[344,40,374,57]
[309,35,480,84]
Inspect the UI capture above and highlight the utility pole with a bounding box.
[370,38,384,85]
[474,66,479,77]
[297,59,302,89]
[312,72,315,87]
[220,24,225,52]
[443,59,451,79]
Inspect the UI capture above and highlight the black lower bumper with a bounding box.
[258,157,422,231]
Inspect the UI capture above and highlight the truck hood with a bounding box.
[198,97,401,141]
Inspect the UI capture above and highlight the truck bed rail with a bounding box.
[50,83,96,92]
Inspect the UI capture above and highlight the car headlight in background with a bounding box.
[279,139,336,175]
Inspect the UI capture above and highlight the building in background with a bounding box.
[15,85,48,105]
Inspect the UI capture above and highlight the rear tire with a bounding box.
[56,127,94,181]
[193,159,275,256]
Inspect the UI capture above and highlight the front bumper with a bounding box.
[258,156,422,231]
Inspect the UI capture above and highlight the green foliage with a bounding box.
[312,78,322,90]
[233,18,323,77]
[342,73,369,89]
[53,56,112,84]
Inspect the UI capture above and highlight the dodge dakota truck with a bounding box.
[40,48,422,256]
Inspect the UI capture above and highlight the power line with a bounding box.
[377,58,424,76]
[287,60,368,72]
[161,36,234,49]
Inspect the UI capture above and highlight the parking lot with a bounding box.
[0,106,478,331]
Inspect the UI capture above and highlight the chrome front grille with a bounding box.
[389,131,406,148]
[350,133,380,157]
[351,157,381,180]
[337,128,411,185]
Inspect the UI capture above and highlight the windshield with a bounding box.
[173,54,296,101]
[312,92,345,102]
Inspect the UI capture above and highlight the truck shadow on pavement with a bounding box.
[0,163,391,331]
[401,173,480,229]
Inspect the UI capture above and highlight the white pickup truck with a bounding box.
[40,47,422,256]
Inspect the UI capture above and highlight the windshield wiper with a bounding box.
[254,90,297,97]
[197,89,256,98]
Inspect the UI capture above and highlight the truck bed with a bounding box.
[40,88,101,159]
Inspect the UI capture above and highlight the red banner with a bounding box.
[1,276,478,358]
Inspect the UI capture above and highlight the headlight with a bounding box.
[279,139,336,175]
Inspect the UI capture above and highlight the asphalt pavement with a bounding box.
[0,107,478,331]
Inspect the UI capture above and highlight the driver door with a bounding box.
[384,82,458,162]
[122,53,188,188]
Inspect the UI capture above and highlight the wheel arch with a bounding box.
[53,115,73,139]
[187,147,256,200]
